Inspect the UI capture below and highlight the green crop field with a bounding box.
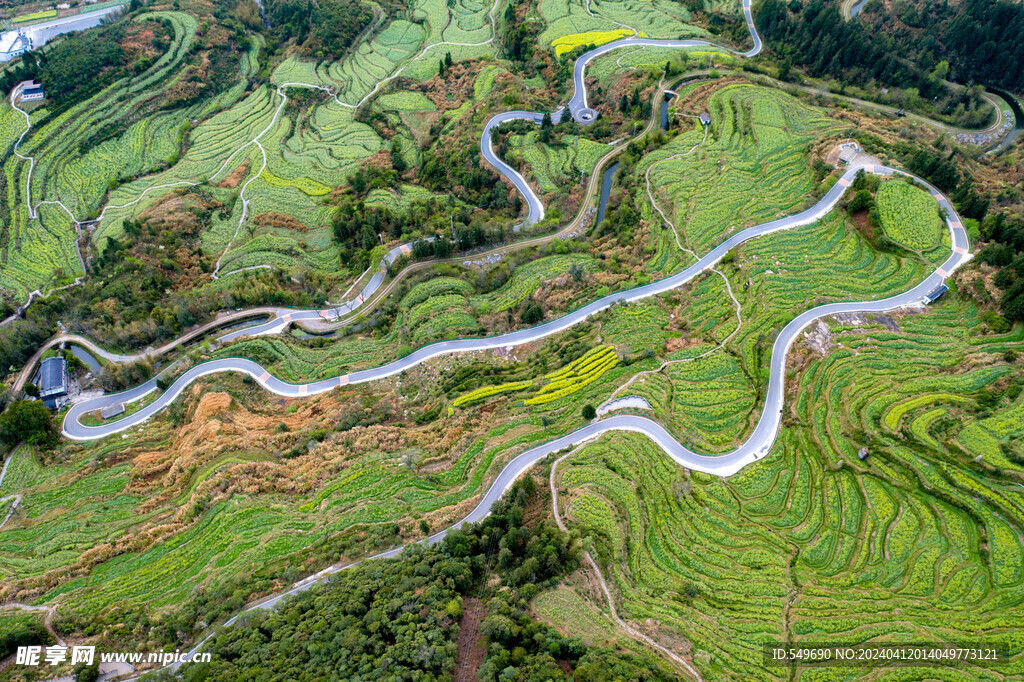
[0,11,241,298]
[13,8,56,23]
[538,0,711,46]
[508,131,608,194]
[0,0,513,300]
[641,84,842,255]
[554,294,1024,679]
[876,179,944,251]
[532,586,619,645]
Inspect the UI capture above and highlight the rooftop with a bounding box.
[38,356,68,397]
[925,283,949,304]
[0,32,31,55]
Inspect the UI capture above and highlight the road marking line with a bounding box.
[954,246,968,255]
[838,178,851,187]
[298,385,307,396]
[258,371,271,382]
[338,376,349,386]
[282,314,292,323]
[937,268,949,278]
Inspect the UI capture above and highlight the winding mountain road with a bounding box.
[58,0,968,499]
[62,163,971,449]
[8,5,977,674]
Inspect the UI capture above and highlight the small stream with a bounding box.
[597,162,619,226]
[70,345,101,374]
[660,92,674,130]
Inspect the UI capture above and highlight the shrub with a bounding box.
[0,400,58,448]
[521,303,544,325]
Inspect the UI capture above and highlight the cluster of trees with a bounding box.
[437,51,454,78]
[502,0,540,63]
[0,400,58,449]
[264,0,372,60]
[976,212,1024,322]
[866,0,1024,93]
[333,198,403,255]
[419,146,517,212]
[902,148,988,220]
[756,0,1024,117]
[333,187,507,271]
[0,319,54,393]
[179,478,673,680]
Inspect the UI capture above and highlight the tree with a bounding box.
[619,93,629,113]
[438,59,445,77]
[539,112,553,142]
[846,189,873,213]
[0,400,58,448]
[73,663,100,682]
[444,51,453,69]
[1002,279,1024,322]
[521,303,543,324]
[777,57,792,81]
[582,404,596,420]
[391,138,407,173]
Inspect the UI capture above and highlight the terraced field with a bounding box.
[0,388,591,630]
[538,0,714,46]
[0,0,510,298]
[641,84,842,255]
[508,130,608,194]
[554,298,1024,679]
[0,11,250,298]
[876,178,944,252]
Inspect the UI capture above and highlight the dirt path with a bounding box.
[549,451,703,680]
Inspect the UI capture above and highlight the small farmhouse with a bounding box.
[838,141,862,164]
[19,80,45,102]
[38,357,69,410]
[698,112,711,126]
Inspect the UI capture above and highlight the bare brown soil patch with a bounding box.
[218,160,250,188]
[851,209,873,238]
[453,597,487,682]
[253,212,307,232]
[418,62,484,112]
